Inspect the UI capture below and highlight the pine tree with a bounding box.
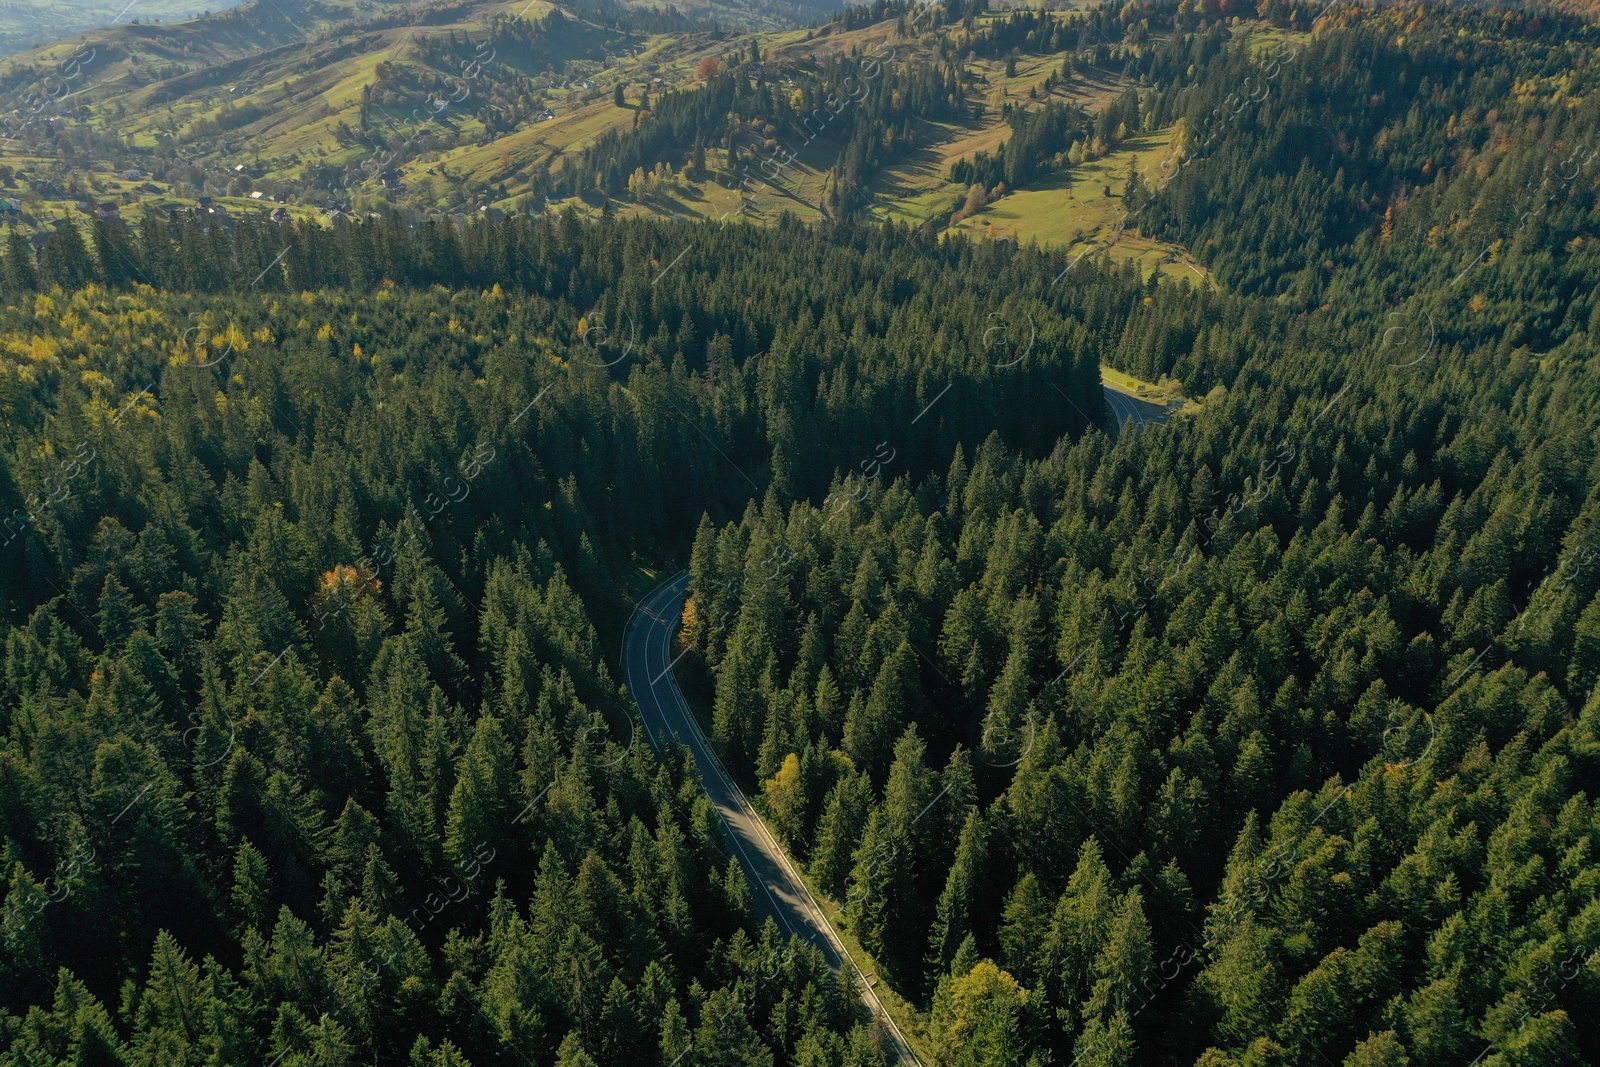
[714,632,765,770]
[696,987,774,1067]
[660,998,692,1067]
[1082,890,1154,1022]
[38,217,96,289]
[2,223,37,291]
[232,839,273,932]
[556,1031,601,1067]
[810,774,872,898]
[0,862,50,1006]
[926,809,986,987]
[1040,838,1118,1035]
[842,642,917,781]
[444,714,515,872]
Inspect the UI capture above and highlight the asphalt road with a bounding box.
[1102,384,1174,430]
[624,571,921,1066]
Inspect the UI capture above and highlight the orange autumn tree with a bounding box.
[311,563,381,624]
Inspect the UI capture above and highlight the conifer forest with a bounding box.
[2,0,1600,1064]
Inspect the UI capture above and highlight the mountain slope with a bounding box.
[1,0,1208,287]
[0,0,250,59]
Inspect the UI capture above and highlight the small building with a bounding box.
[122,168,146,181]
[94,202,121,221]
[0,197,20,215]
[270,206,291,224]
[249,190,266,199]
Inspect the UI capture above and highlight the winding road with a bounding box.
[1101,382,1175,430]
[624,572,921,1066]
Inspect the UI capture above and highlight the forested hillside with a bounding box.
[0,213,1104,1066]
[3,0,1600,1065]
[675,3,1600,1065]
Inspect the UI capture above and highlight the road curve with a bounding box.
[1102,383,1174,430]
[624,571,922,1066]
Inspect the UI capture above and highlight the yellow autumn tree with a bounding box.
[762,752,805,843]
[930,959,1031,1067]
[678,596,699,647]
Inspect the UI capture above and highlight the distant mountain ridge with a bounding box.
[0,0,253,58]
